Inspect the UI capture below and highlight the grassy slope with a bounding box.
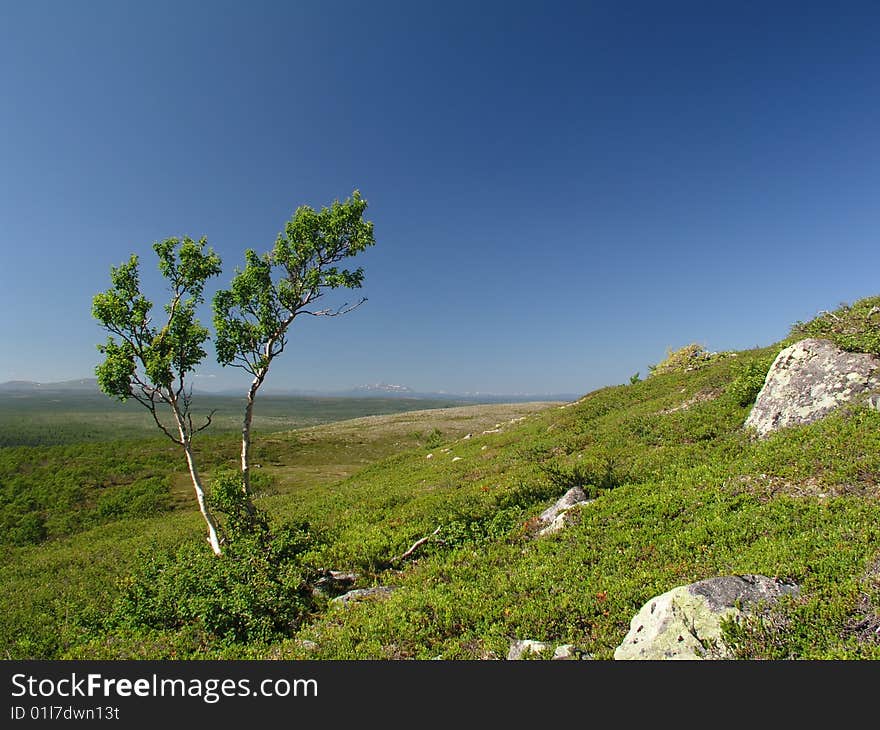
[0,401,557,659]
[4,339,880,660]
[264,345,880,660]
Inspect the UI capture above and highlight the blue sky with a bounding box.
[1,1,878,396]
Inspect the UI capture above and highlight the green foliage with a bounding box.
[789,294,880,356]
[92,236,225,552]
[208,470,269,536]
[727,353,777,407]
[540,451,629,496]
[213,190,376,375]
[107,523,321,646]
[437,507,527,551]
[423,428,444,449]
[3,511,47,546]
[93,237,221,400]
[0,440,182,546]
[648,343,719,377]
[95,477,170,519]
[5,325,880,660]
[629,372,641,385]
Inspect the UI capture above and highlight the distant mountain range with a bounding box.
[0,378,578,403]
[0,378,100,392]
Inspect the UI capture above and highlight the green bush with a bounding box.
[649,343,717,377]
[727,354,777,407]
[424,428,444,449]
[95,477,171,519]
[107,522,321,645]
[790,295,880,355]
[5,511,48,546]
[207,470,269,537]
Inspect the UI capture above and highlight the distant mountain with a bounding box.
[0,377,577,403]
[351,383,414,395]
[0,378,100,393]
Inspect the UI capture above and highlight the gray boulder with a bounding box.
[745,338,880,438]
[614,574,799,660]
[538,487,591,524]
[537,501,591,536]
[539,486,589,522]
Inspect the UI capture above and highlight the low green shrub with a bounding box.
[727,354,777,407]
[790,294,880,355]
[95,477,171,519]
[107,521,321,646]
[649,343,717,377]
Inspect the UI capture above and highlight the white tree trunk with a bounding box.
[241,388,256,497]
[182,441,223,556]
[170,397,223,556]
[240,370,265,499]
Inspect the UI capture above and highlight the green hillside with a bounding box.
[2,299,879,660]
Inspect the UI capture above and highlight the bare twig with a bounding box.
[390,526,442,565]
[302,297,367,318]
[196,409,217,433]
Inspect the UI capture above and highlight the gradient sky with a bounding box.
[1,1,879,396]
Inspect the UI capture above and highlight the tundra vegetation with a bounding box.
[2,298,879,660]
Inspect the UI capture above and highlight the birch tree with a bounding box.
[213,190,375,502]
[92,237,225,555]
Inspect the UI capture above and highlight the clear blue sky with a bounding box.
[1,1,878,396]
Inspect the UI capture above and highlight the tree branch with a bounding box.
[196,409,217,433]
[128,389,182,444]
[302,297,367,317]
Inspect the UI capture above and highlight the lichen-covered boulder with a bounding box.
[745,338,880,438]
[614,575,799,660]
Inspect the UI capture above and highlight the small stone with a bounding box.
[539,487,590,524]
[552,644,587,660]
[331,586,397,608]
[507,639,552,660]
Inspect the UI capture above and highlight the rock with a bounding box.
[869,394,880,412]
[331,586,397,608]
[508,640,591,660]
[294,639,318,652]
[552,644,590,660]
[426,453,433,459]
[452,456,462,462]
[538,487,590,524]
[614,574,800,660]
[507,639,553,660]
[537,501,591,536]
[313,570,358,597]
[745,338,880,438]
